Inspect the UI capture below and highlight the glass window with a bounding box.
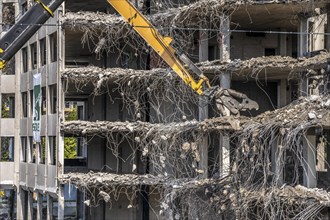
[22,47,28,72]
[49,85,57,114]
[21,137,27,162]
[2,94,15,118]
[30,43,37,69]
[40,38,46,66]
[0,137,14,161]
[22,92,28,117]
[49,33,57,62]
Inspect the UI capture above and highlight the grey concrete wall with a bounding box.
[230,32,293,60]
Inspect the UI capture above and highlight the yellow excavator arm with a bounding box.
[107,0,209,95]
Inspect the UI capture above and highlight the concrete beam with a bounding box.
[302,131,317,188]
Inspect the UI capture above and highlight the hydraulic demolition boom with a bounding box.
[108,0,259,115]
[0,0,259,116]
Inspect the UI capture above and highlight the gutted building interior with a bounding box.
[0,0,330,219]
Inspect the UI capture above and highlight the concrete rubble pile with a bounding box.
[62,67,167,82]
[252,95,330,127]
[60,172,164,186]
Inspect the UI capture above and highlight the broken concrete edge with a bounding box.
[59,171,330,206]
[61,0,327,28]
[61,53,330,83]
[61,95,330,135]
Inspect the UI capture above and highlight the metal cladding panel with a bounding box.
[41,115,46,136]
[36,164,46,190]
[47,62,57,85]
[1,75,15,93]
[0,162,14,185]
[1,118,14,136]
[20,118,28,136]
[27,163,36,189]
[47,114,57,136]
[19,162,27,186]
[47,165,57,193]
[20,73,28,92]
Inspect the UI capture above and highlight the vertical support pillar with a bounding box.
[197,29,209,178]
[220,15,230,62]
[326,4,330,51]
[27,191,34,220]
[298,14,308,57]
[57,4,65,220]
[16,188,25,220]
[326,130,330,177]
[218,14,231,178]
[57,185,65,220]
[278,79,288,108]
[47,195,53,220]
[302,130,317,188]
[280,28,287,56]
[199,31,209,62]
[271,136,284,185]
[37,193,43,220]
[313,13,325,51]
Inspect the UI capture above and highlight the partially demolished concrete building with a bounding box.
[0,0,330,219]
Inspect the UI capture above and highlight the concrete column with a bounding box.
[316,135,325,171]
[299,75,309,96]
[313,13,325,51]
[302,130,317,188]
[220,15,230,62]
[219,134,230,177]
[278,79,288,108]
[197,29,210,178]
[47,195,53,220]
[199,31,209,62]
[271,136,283,185]
[326,5,330,51]
[326,130,330,176]
[16,188,25,220]
[37,193,43,220]
[219,72,231,177]
[27,191,34,220]
[57,185,65,220]
[57,5,65,220]
[280,28,287,56]
[298,15,308,57]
